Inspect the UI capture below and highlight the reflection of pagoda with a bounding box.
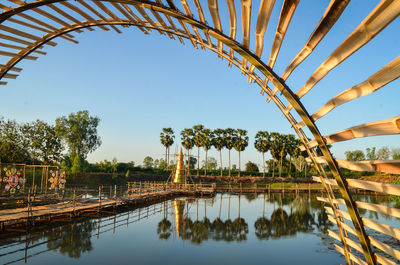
[174,200,185,237]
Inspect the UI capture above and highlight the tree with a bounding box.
[0,117,31,163]
[366,147,377,160]
[245,161,259,172]
[21,120,63,164]
[286,135,299,178]
[392,148,400,160]
[224,128,235,177]
[55,110,101,167]
[269,132,282,178]
[376,147,390,160]
[193,124,205,176]
[160,128,175,167]
[202,157,217,171]
[202,128,213,176]
[254,131,271,177]
[181,128,195,174]
[345,150,365,161]
[212,129,226,177]
[143,156,154,168]
[233,129,248,177]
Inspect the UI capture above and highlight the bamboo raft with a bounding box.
[0,182,216,229]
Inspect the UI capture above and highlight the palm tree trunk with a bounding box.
[165,147,167,167]
[289,155,292,178]
[238,151,241,177]
[279,155,282,178]
[205,150,208,177]
[187,149,190,176]
[228,150,231,178]
[262,152,265,178]
[197,146,200,176]
[219,149,223,177]
[272,159,275,178]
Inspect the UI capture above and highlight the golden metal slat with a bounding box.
[286,0,400,112]
[226,0,237,66]
[0,24,57,46]
[368,236,400,262]
[163,14,184,44]
[0,42,46,55]
[299,55,400,128]
[149,9,175,39]
[240,0,252,72]
[248,0,275,78]
[0,50,37,60]
[120,3,149,34]
[0,33,33,46]
[207,0,223,54]
[334,244,368,265]
[0,81,7,85]
[266,0,350,103]
[47,3,94,31]
[178,0,205,49]
[328,229,364,254]
[3,73,18,79]
[134,5,165,35]
[0,63,22,72]
[77,0,123,33]
[176,19,198,49]
[0,3,80,36]
[306,116,400,148]
[362,217,400,241]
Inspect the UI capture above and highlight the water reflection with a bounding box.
[158,193,333,244]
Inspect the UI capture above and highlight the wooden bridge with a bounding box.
[0,182,216,230]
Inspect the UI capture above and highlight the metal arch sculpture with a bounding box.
[0,1,399,264]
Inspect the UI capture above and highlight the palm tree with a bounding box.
[254,131,271,177]
[212,129,226,177]
[181,128,195,175]
[287,135,300,178]
[278,134,290,178]
[224,128,235,177]
[233,129,248,177]
[160,128,174,167]
[202,128,213,177]
[193,124,204,176]
[269,132,281,178]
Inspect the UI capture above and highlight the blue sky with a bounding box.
[1,0,399,167]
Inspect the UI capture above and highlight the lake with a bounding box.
[1,192,398,265]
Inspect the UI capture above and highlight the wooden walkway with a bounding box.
[0,182,216,228]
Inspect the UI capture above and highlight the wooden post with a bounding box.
[98,186,101,214]
[26,189,31,227]
[240,182,242,193]
[73,189,76,216]
[114,184,117,199]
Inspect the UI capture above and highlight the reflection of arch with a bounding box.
[1,1,400,264]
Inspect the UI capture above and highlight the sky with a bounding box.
[0,0,399,168]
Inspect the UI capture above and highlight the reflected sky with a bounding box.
[1,193,398,265]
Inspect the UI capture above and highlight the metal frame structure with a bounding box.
[0,1,399,264]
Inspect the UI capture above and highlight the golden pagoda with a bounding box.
[173,147,185,184]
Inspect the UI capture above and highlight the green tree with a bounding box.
[181,128,195,174]
[366,147,377,160]
[202,128,213,176]
[224,128,235,177]
[345,150,365,161]
[193,124,205,176]
[143,156,154,168]
[160,128,175,167]
[22,120,63,164]
[55,110,101,168]
[202,157,218,171]
[71,155,84,173]
[392,148,400,160]
[0,117,31,163]
[376,146,390,160]
[269,132,282,178]
[212,129,226,177]
[233,129,248,177]
[245,161,259,172]
[254,131,271,177]
[286,135,300,178]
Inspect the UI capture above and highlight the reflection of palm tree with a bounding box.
[233,218,248,241]
[255,217,271,240]
[157,218,172,240]
[47,221,95,259]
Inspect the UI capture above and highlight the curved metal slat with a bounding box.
[299,55,400,127]
[78,0,122,33]
[226,0,236,66]
[207,0,223,55]
[47,3,95,31]
[240,0,252,71]
[248,0,275,77]
[266,0,350,102]
[307,116,400,148]
[193,0,212,46]
[287,0,400,112]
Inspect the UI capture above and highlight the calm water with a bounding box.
[1,193,398,265]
